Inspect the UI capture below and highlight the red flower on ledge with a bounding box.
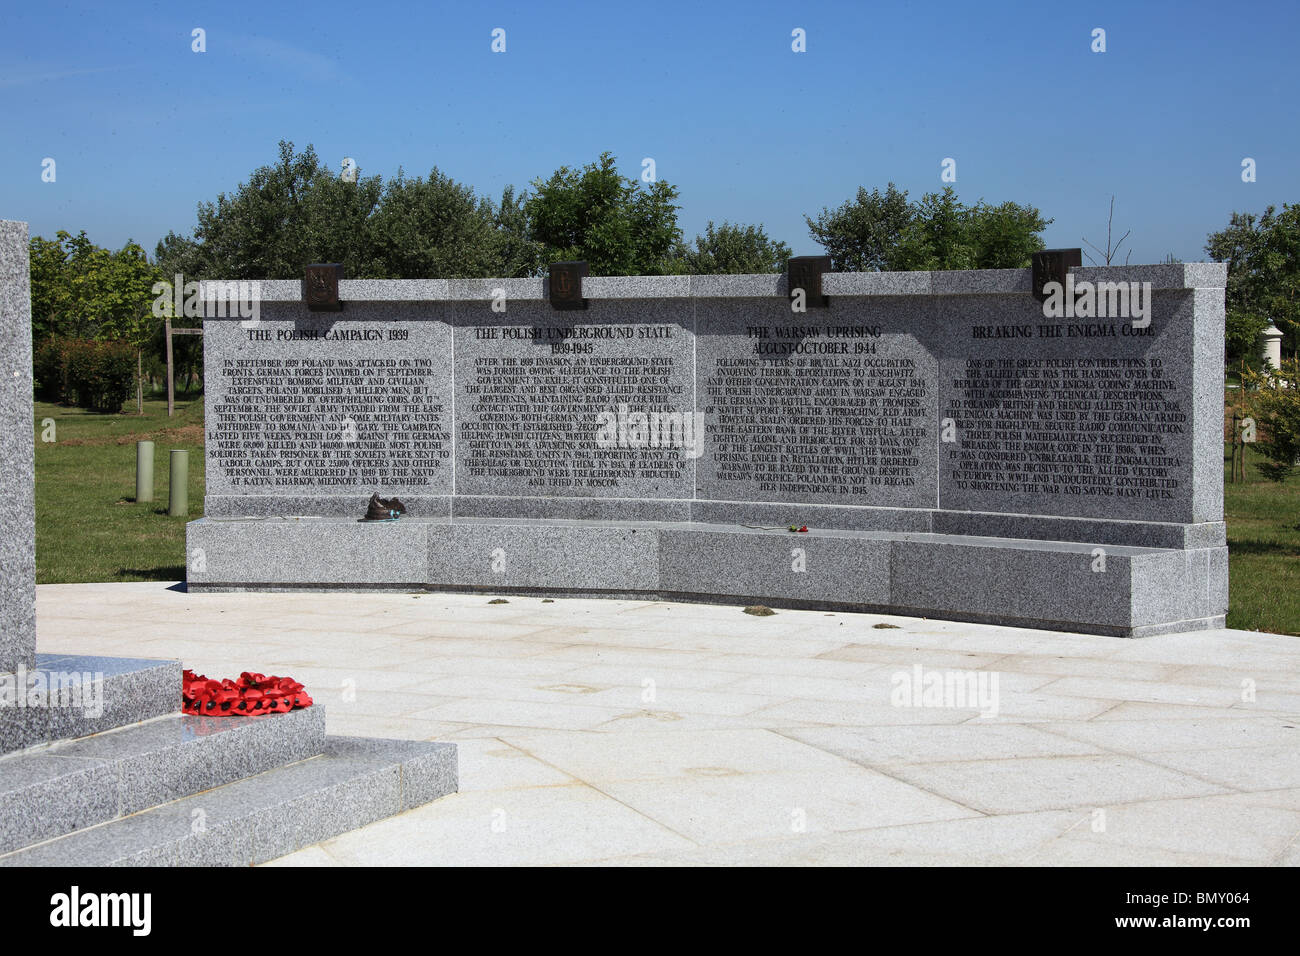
[182,670,313,717]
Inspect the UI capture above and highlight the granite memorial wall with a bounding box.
[0,220,36,675]
[188,264,1229,636]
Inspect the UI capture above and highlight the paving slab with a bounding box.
[881,754,1232,814]
[33,582,1300,866]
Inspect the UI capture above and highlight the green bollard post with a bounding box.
[168,449,189,517]
[136,440,154,503]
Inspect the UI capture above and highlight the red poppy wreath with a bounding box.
[182,670,313,717]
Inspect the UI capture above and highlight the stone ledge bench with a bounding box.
[186,516,1227,637]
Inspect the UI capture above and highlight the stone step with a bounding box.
[0,735,457,866]
[1,654,180,755]
[0,705,325,855]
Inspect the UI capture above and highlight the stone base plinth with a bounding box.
[186,517,1228,638]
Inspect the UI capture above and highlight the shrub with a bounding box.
[38,338,137,413]
[1242,359,1300,481]
[33,336,73,402]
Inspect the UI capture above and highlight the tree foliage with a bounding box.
[492,185,546,279]
[804,184,913,272]
[1206,204,1300,367]
[158,141,545,280]
[29,230,160,346]
[525,152,682,275]
[155,141,383,279]
[362,168,502,279]
[805,184,1050,272]
[1241,359,1300,481]
[674,221,792,274]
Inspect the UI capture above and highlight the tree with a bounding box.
[965,199,1054,269]
[1241,359,1300,481]
[805,184,913,272]
[674,221,792,274]
[159,141,540,280]
[362,168,503,278]
[156,140,383,280]
[94,241,161,413]
[525,152,682,275]
[29,235,73,342]
[805,184,1050,271]
[28,230,162,411]
[892,188,976,270]
[491,185,546,278]
[31,231,105,339]
[1206,205,1300,368]
[1082,196,1132,266]
[29,231,159,343]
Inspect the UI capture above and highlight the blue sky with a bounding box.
[2,0,1297,266]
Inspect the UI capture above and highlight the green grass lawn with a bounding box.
[34,396,205,584]
[1224,443,1300,636]
[29,394,1300,636]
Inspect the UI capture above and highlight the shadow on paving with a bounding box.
[115,565,187,582]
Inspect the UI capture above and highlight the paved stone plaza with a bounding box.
[36,582,1300,866]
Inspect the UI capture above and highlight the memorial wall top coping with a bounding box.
[197,263,1227,309]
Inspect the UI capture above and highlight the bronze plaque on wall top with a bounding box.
[549,261,589,311]
[303,263,343,311]
[787,255,831,308]
[1031,248,1082,302]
